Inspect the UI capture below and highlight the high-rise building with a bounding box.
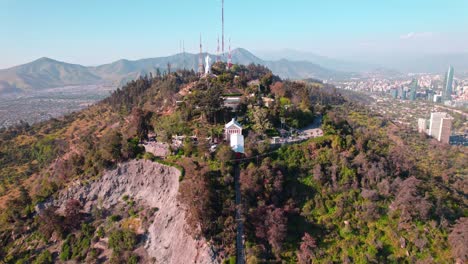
[402,89,407,100]
[443,66,454,101]
[410,79,418,101]
[418,118,428,134]
[426,89,434,101]
[390,89,398,99]
[439,117,452,144]
[429,112,443,137]
[429,112,452,144]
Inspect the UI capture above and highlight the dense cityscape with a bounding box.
[0,85,112,128]
[334,66,468,146]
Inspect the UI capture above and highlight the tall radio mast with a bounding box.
[228,38,232,69]
[222,0,225,56]
[217,35,220,62]
[183,40,186,70]
[198,34,204,76]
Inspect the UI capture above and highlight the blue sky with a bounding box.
[1,0,468,68]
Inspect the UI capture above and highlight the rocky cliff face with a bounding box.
[46,159,217,263]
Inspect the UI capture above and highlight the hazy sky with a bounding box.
[1,0,468,69]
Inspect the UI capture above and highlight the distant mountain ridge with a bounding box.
[0,57,102,92]
[255,49,468,74]
[0,49,348,94]
[255,49,378,72]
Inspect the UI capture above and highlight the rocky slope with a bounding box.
[45,159,217,263]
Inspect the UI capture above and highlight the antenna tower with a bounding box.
[217,36,220,62]
[222,0,225,55]
[198,34,204,76]
[183,40,186,70]
[228,38,232,69]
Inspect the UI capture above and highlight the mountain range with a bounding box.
[2,48,468,95]
[0,49,351,94]
[258,49,468,74]
[255,49,378,72]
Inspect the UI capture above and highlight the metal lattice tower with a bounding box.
[183,40,186,70]
[228,38,232,69]
[217,35,220,62]
[198,34,204,76]
[222,0,225,55]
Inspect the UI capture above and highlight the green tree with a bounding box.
[60,235,73,261]
[216,144,235,164]
[100,130,123,163]
[183,138,195,157]
[260,72,274,92]
[188,85,224,124]
[33,250,53,264]
[108,229,137,254]
[250,106,273,134]
[122,137,144,159]
[153,112,189,143]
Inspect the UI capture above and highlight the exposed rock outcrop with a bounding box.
[48,159,217,264]
[143,142,170,157]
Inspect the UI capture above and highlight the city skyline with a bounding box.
[1,0,468,69]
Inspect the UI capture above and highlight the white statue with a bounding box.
[205,55,212,75]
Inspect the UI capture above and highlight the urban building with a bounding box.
[418,118,428,134]
[391,89,398,99]
[438,117,453,144]
[401,89,407,100]
[410,79,418,101]
[428,112,452,144]
[398,87,404,99]
[443,66,454,101]
[426,89,434,101]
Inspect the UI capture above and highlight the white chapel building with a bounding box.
[224,118,244,154]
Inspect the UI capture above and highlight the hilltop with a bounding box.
[0,63,466,263]
[0,57,102,91]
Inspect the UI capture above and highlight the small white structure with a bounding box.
[223,96,241,110]
[230,134,245,154]
[205,55,212,75]
[225,118,242,140]
[225,118,244,154]
[272,136,281,144]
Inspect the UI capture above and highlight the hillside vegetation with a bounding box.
[0,62,466,263]
[237,107,467,263]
